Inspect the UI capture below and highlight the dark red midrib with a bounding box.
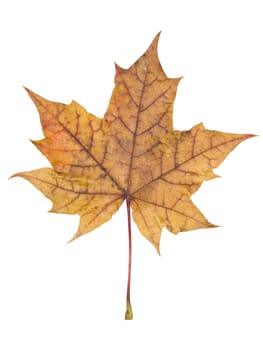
[125,68,148,195]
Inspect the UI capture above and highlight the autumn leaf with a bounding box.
[12,33,254,319]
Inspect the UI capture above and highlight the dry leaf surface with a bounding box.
[13,33,253,253]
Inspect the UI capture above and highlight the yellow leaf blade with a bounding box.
[131,124,254,196]
[13,34,255,252]
[103,33,182,190]
[12,168,123,239]
[131,193,216,254]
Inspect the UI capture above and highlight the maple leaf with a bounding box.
[12,33,254,319]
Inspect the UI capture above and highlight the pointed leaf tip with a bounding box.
[23,87,40,104]
[23,86,33,96]
[154,242,161,256]
[154,31,161,42]
[148,31,161,52]
[66,236,76,245]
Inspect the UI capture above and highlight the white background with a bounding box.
[0,0,262,349]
